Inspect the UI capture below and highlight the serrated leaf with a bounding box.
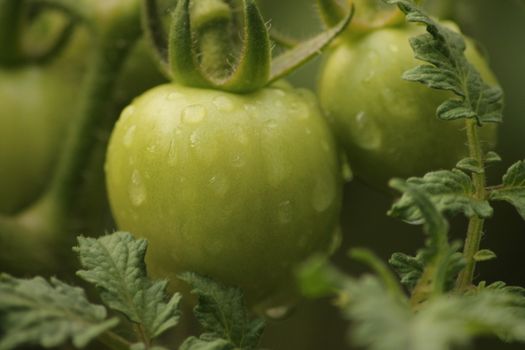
[485,151,502,164]
[389,170,493,224]
[490,160,525,220]
[456,157,483,174]
[385,0,504,124]
[179,273,265,349]
[389,252,424,291]
[338,271,525,350]
[75,232,181,340]
[473,249,497,262]
[0,274,118,350]
[340,275,413,350]
[179,337,234,350]
[476,281,525,298]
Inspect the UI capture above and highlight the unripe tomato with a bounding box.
[105,82,342,306]
[0,51,83,214]
[318,23,498,189]
[0,19,164,215]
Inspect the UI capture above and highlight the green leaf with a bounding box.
[297,255,347,298]
[389,252,424,291]
[338,273,525,349]
[456,157,483,174]
[389,179,464,301]
[179,337,234,350]
[349,248,405,301]
[473,249,497,262]
[0,274,118,350]
[389,170,493,224]
[341,275,413,350]
[490,160,525,220]
[75,232,181,340]
[269,3,354,82]
[476,281,525,298]
[385,0,504,124]
[390,246,465,294]
[179,272,265,349]
[316,0,349,27]
[389,178,449,243]
[485,151,502,164]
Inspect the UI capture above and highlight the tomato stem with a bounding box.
[456,119,487,291]
[0,0,26,64]
[43,5,142,220]
[192,0,234,79]
[97,330,133,350]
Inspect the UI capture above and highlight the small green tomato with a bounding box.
[105,82,342,306]
[318,23,498,189]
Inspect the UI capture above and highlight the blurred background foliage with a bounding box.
[256,0,525,349]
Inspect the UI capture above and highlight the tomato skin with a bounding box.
[318,24,498,189]
[105,83,342,305]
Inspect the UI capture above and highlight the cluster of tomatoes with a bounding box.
[0,1,497,307]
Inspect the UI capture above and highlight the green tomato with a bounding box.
[0,19,164,215]
[318,23,498,189]
[105,82,342,306]
[0,55,83,214]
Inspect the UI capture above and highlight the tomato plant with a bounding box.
[318,22,498,189]
[1,1,525,350]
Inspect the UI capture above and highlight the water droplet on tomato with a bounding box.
[129,170,146,206]
[350,111,381,150]
[190,131,200,148]
[235,127,249,145]
[289,101,309,120]
[208,175,229,196]
[167,140,177,166]
[123,125,136,147]
[146,142,158,153]
[305,127,312,135]
[341,153,353,182]
[167,92,183,101]
[244,104,257,114]
[231,153,245,167]
[212,95,235,112]
[277,200,292,224]
[265,305,294,320]
[389,44,399,52]
[312,173,336,212]
[182,104,206,124]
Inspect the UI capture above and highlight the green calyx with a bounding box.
[145,0,354,93]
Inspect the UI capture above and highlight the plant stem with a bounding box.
[191,0,233,79]
[97,331,133,350]
[0,0,26,64]
[44,9,142,215]
[456,118,487,291]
